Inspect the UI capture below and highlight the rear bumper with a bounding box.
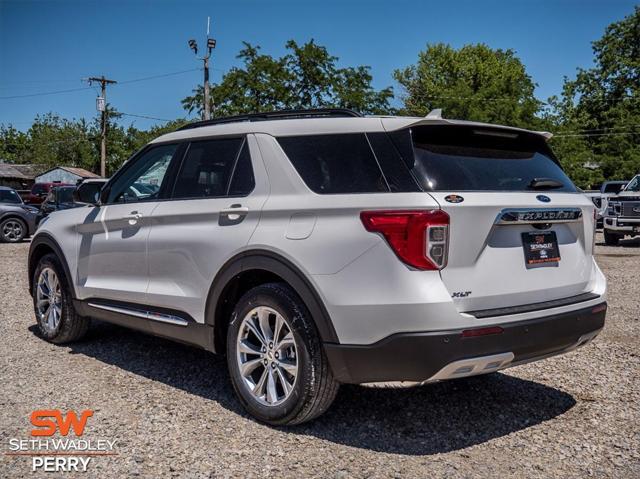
[324,302,606,384]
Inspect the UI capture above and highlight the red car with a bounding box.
[26,182,73,205]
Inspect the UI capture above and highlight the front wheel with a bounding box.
[226,283,339,425]
[32,253,90,343]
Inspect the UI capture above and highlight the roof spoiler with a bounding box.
[382,116,554,141]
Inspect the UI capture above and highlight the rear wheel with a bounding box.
[32,254,90,343]
[0,217,26,243]
[603,229,621,246]
[226,283,339,425]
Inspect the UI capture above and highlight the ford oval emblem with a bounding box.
[536,195,551,203]
[444,194,464,204]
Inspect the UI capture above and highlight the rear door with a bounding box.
[388,123,596,313]
[145,134,268,322]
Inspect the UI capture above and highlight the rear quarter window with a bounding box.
[277,134,389,194]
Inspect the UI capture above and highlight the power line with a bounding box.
[119,112,173,122]
[553,131,638,138]
[118,67,202,85]
[0,67,203,100]
[0,86,94,100]
[551,124,640,135]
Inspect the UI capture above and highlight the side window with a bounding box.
[228,141,255,196]
[277,134,389,194]
[172,137,244,199]
[107,144,177,204]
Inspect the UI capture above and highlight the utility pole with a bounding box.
[188,17,216,120]
[87,76,117,177]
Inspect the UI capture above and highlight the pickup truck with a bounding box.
[585,180,628,228]
[602,174,640,245]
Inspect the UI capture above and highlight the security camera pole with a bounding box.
[188,17,216,120]
[87,76,117,177]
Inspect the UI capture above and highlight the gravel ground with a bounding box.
[1,233,638,478]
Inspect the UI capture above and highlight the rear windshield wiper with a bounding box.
[528,178,564,190]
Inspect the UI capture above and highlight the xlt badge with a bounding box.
[452,291,472,298]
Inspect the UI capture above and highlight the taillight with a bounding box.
[360,210,450,270]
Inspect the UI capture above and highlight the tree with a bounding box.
[22,114,95,171]
[0,125,30,164]
[394,43,541,128]
[0,111,188,177]
[546,6,640,186]
[182,40,394,117]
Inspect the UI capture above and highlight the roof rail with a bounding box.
[176,108,362,131]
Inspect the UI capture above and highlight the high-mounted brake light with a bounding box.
[360,210,450,270]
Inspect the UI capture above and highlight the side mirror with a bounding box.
[73,182,103,205]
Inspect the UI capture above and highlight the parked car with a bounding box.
[28,109,607,425]
[585,180,628,228]
[603,173,640,245]
[36,186,81,226]
[26,182,73,205]
[0,186,38,242]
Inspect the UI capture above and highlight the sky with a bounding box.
[0,0,637,131]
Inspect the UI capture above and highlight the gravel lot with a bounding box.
[1,233,638,478]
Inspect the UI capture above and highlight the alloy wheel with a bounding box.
[36,268,62,334]
[236,306,298,406]
[2,220,23,242]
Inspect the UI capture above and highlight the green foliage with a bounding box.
[3,8,639,190]
[0,110,188,177]
[181,40,394,117]
[393,43,542,128]
[546,6,640,188]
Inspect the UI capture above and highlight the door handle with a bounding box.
[220,205,249,217]
[125,212,143,225]
[219,204,249,224]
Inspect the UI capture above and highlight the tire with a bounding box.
[0,217,27,243]
[603,229,620,246]
[226,282,339,425]
[32,253,90,343]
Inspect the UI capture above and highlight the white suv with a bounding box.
[28,109,607,425]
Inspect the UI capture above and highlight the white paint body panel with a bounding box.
[35,115,606,347]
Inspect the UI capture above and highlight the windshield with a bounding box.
[405,126,577,192]
[32,184,49,195]
[0,189,22,204]
[603,182,625,194]
[623,175,640,192]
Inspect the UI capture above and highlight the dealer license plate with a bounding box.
[521,231,561,265]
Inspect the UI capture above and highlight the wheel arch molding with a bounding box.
[205,249,338,353]
[28,233,76,298]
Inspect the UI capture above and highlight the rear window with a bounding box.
[392,126,577,193]
[277,134,389,194]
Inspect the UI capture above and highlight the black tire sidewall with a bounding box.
[226,284,318,425]
[1,217,26,243]
[32,254,74,342]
